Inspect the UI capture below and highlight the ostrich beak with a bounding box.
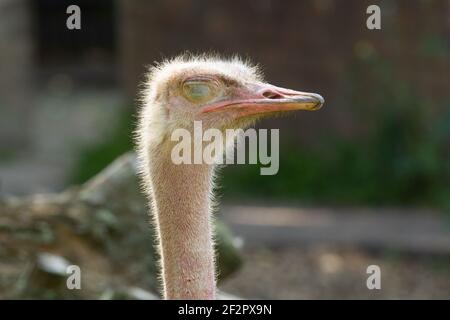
[201,82,324,118]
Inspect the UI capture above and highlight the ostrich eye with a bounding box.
[182,80,217,103]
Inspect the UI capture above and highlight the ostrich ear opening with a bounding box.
[201,82,324,118]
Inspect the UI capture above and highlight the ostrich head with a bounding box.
[136,54,324,300]
[139,55,323,147]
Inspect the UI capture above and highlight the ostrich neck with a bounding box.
[148,147,216,299]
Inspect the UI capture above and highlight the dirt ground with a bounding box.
[220,246,450,299]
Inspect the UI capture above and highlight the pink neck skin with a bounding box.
[148,149,216,300]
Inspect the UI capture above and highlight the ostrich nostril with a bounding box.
[262,91,283,99]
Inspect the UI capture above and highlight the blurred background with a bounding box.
[0,0,449,299]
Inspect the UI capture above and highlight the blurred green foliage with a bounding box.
[71,57,449,212]
[0,150,17,164]
[70,109,135,184]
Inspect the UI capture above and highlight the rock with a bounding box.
[100,287,159,300]
[36,253,71,276]
[0,152,242,299]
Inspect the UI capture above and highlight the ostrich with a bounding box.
[136,54,324,300]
